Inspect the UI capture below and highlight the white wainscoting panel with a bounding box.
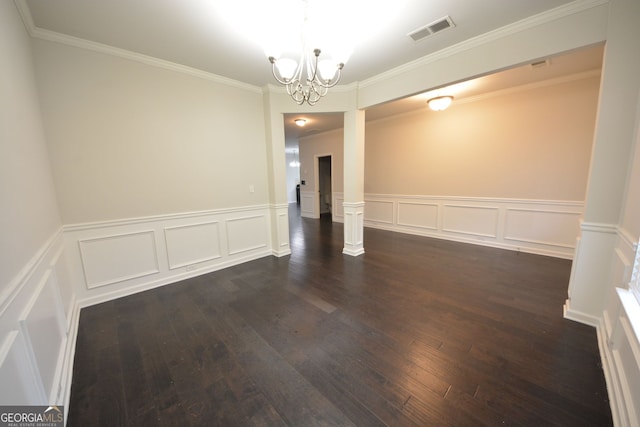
[597,230,640,426]
[51,248,75,332]
[397,202,438,230]
[442,205,499,238]
[79,230,160,289]
[334,195,345,221]
[226,215,268,255]
[504,209,581,248]
[0,331,44,404]
[164,222,221,269]
[19,271,67,403]
[64,205,274,308]
[278,211,290,249]
[300,191,317,218]
[365,200,394,225]
[360,194,584,259]
[0,229,76,410]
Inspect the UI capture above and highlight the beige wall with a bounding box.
[33,40,270,224]
[365,75,600,200]
[0,2,61,289]
[299,128,345,194]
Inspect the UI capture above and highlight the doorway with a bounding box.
[317,155,332,219]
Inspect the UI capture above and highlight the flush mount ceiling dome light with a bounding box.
[217,0,406,106]
[294,118,307,126]
[427,95,454,111]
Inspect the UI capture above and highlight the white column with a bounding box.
[565,0,640,323]
[263,92,291,257]
[343,109,365,256]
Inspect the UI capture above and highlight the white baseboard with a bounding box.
[563,299,602,327]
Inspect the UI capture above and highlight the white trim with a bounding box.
[225,214,269,255]
[363,194,581,259]
[581,221,619,234]
[0,229,62,316]
[14,1,260,94]
[618,227,639,254]
[78,230,160,289]
[164,221,223,270]
[441,204,499,238]
[596,322,622,427]
[503,208,582,249]
[77,250,271,308]
[365,193,584,206]
[64,204,270,232]
[454,69,602,107]
[359,0,609,89]
[396,201,439,230]
[617,288,640,361]
[60,301,81,421]
[563,299,601,327]
[343,202,366,208]
[597,289,640,427]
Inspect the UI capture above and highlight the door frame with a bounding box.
[314,153,333,219]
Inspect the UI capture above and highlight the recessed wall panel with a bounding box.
[365,200,394,224]
[0,331,44,405]
[226,215,268,255]
[19,274,66,402]
[300,192,315,217]
[442,205,498,238]
[164,222,221,269]
[79,230,159,289]
[397,202,438,230]
[504,209,580,248]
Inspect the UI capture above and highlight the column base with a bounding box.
[343,202,365,257]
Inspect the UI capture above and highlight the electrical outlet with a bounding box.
[185,265,197,272]
[249,185,255,193]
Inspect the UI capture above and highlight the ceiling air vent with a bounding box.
[408,16,455,42]
[530,59,551,69]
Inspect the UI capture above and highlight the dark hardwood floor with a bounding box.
[67,205,612,426]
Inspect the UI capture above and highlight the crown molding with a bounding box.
[368,68,602,125]
[13,0,261,94]
[359,0,609,90]
[14,0,35,33]
[455,68,601,106]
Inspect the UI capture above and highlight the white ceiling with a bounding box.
[22,0,603,145]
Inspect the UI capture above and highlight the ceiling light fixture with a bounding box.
[268,1,345,106]
[217,1,407,106]
[427,95,453,111]
[289,149,300,168]
[294,118,307,127]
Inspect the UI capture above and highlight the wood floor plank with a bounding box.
[67,205,612,426]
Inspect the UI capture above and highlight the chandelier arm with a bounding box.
[269,57,292,86]
[307,48,321,83]
[309,80,327,99]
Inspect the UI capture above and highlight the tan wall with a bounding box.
[34,40,269,224]
[298,128,345,194]
[365,76,600,200]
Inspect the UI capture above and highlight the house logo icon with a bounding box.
[45,406,62,414]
